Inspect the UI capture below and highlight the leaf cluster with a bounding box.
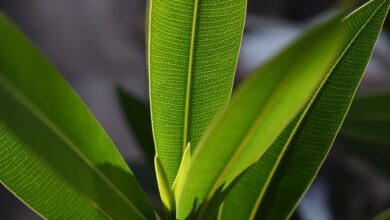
[0,0,389,219]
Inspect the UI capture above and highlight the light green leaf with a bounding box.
[173,143,191,203]
[148,0,247,184]
[0,13,155,220]
[155,155,175,216]
[220,0,390,219]
[341,93,390,146]
[177,14,343,219]
[219,113,303,220]
[117,88,155,164]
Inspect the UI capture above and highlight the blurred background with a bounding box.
[0,0,389,219]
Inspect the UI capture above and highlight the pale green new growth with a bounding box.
[155,155,175,214]
[173,143,192,203]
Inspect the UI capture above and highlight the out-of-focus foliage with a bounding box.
[117,88,154,164]
[342,94,390,147]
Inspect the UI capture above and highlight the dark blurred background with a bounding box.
[0,0,389,219]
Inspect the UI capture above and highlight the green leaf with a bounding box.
[173,143,191,203]
[117,88,155,164]
[148,0,248,184]
[220,113,303,220]
[0,13,155,220]
[0,123,108,219]
[341,93,390,146]
[155,155,175,216]
[176,14,343,219]
[219,0,390,219]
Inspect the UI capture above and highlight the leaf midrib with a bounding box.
[0,75,146,220]
[247,1,387,218]
[182,0,200,151]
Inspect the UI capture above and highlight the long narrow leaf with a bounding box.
[220,0,390,219]
[0,13,155,220]
[148,0,247,184]
[176,14,343,219]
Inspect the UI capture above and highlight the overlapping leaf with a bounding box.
[176,14,343,219]
[220,0,390,219]
[148,0,247,184]
[0,13,155,220]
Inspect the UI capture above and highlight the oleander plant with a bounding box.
[0,0,389,219]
